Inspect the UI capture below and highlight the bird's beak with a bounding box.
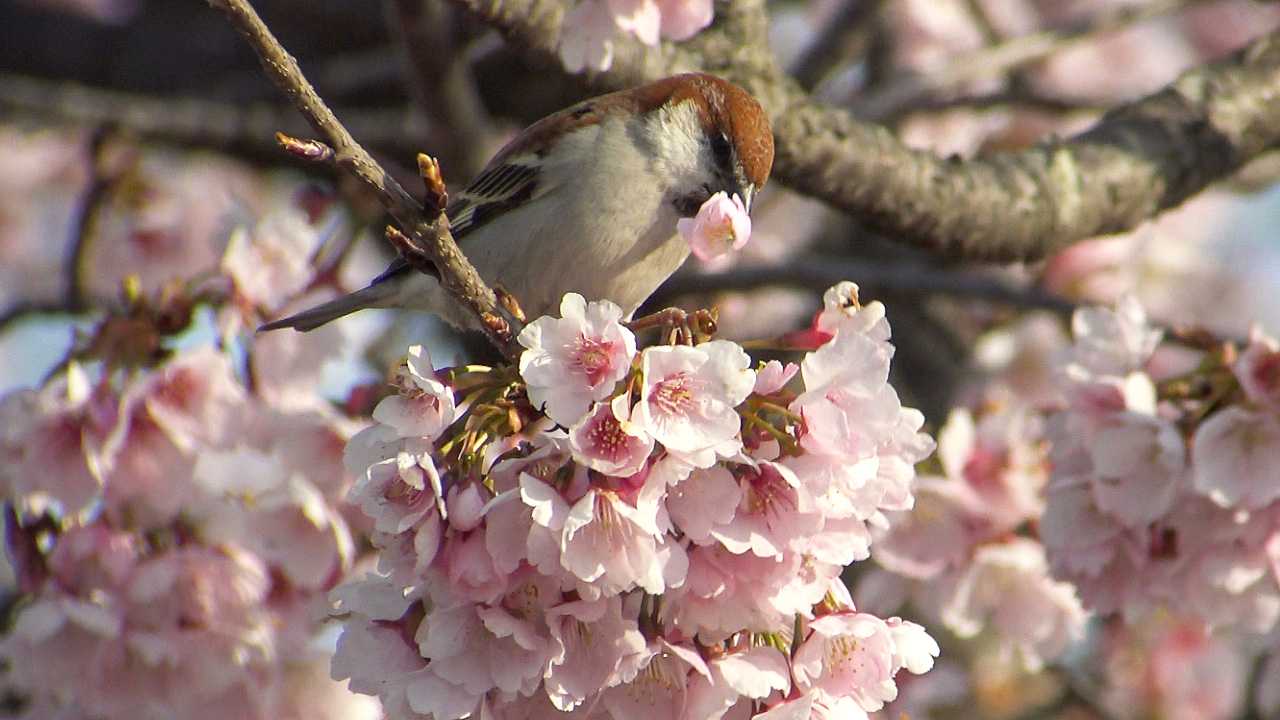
[739,184,755,214]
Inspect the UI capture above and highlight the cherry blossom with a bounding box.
[630,340,755,467]
[221,201,337,310]
[559,0,618,72]
[568,400,654,476]
[937,539,1086,671]
[792,612,938,713]
[1234,326,1280,411]
[1192,406,1280,510]
[0,362,112,519]
[328,283,936,718]
[519,293,637,426]
[677,191,752,262]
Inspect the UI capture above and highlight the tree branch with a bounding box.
[788,0,886,91]
[451,0,1280,263]
[205,0,519,357]
[0,72,426,160]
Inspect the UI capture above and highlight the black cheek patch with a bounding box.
[673,187,712,217]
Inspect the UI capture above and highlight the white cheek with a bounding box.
[643,103,715,194]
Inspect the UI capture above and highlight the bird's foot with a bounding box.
[626,307,718,345]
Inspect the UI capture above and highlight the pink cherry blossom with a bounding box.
[249,290,351,411]
[792,612,937,713]
[1193,406,1280,510]
[607,0,662,44]
[1084,411,1186,528]
[560,487,687,596]
[1234,326,1280,411]
[192,446,352,590]
[677,192,752,262]
[685,645,790,720]
[813,284,892,341]
[602,0,713,45]
[568,400,654,476]
[935,406,1047,529]
[885,617,940,676]
[708,460,822,558]
[791,325,895,461]
[873,477,993,579]
[346,448,442,534]
[661,544,837,641]
[937,539,1086,671]
[84,149,260,301]
[754,359,799,395]
[630,340,755,467]
[373,344,457,440]
[417,580,558,700]
[665,464,742,545]
[519,293,637,426]
[129,346,247,452]
[543,596,646,710]
[1101,616,1246,720]
[756,689,869,720]
[0,363,113,519]
[1068,294,1162,377]
[600,639,708,719]
[655,0,714,40]
[560,0,618,72]
[221,202,334,310]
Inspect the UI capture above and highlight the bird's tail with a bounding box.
[258,283,399,333]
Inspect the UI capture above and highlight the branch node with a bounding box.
[274,131,335,162]
[480,312,513,343]
[494,284,527,324]
[418,152,449,214]
[384,224,436,276]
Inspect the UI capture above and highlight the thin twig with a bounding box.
[206,0,519,357]
[64,125,119,312]
[388,0,495,178]
[0,302,83,335]
[789,0,886,91]
[0,72,427,160]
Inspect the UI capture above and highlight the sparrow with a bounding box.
[260,72,774,333]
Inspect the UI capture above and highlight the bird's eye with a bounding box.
[710,131,731,164]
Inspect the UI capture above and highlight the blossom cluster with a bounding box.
[0,345,373,720]
[868,404,1087,672]
[0,172,382,719]
[1041,297,1280,630]
[332,282,939,719]
[559,0,714,72]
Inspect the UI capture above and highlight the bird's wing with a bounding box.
[370,93,625,286]
[370,153,552,285]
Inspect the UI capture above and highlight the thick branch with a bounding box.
[206,0,519,356]
[452,0,1280,262]
[776,33,1280,260]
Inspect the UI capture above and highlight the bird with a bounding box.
[259,72,774,333]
